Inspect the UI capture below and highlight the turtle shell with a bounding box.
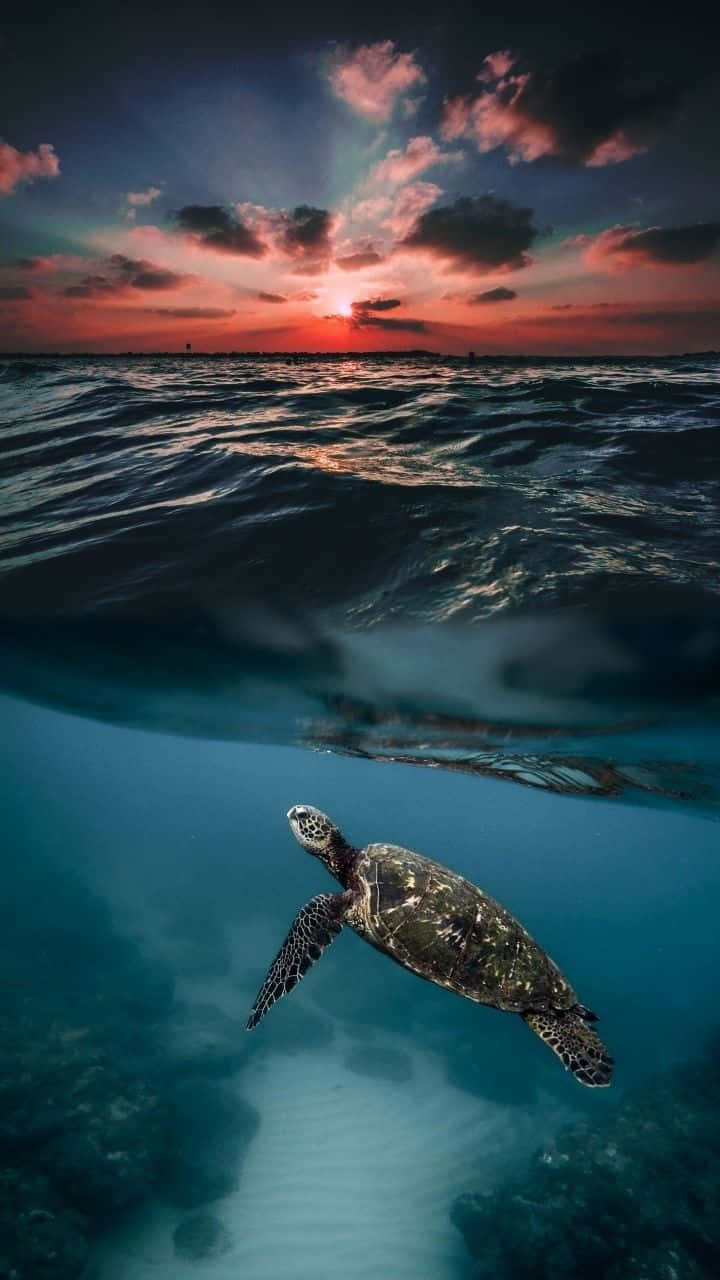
[354,843,575,1013]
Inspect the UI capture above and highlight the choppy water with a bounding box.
[1,354,719,1279]
[1,353,719,807]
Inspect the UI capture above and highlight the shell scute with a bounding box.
[356,843,575,1013]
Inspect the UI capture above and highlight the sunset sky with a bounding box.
[1,0,719,354]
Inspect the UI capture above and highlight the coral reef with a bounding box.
[451,1048,720,1279]
[0,853,259,1278]
[159,1079,260,1208]
[173,1212,233,1260]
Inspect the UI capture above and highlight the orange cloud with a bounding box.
[585,223,720,271]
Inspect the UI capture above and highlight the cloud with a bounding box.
[16,254,65,273]
[62,255,191,297]
[335,248,384,271]
[258,291,288,303]
[0,141,60,196]
[352,314,427,332]
[277,205,334,273]
[329,40,426,121]
[399,195,537,271]
[585,222,720,269]
[292,289,319,301]
[151,307,235,319]
[468,286,517,303]
[352,297,402,312]
[62,275,116,298]
[442,49,680,166]
[385,181,442,237]
[126,186,162,206]
[108,255,190,290]
[171,205,266,257]
[348,196,392,223]
[347,296,423,331]
[0,285,32,299]
[370,136,461,186]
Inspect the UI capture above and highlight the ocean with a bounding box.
[1,352,719,1279]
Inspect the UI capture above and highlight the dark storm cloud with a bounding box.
[468,287,517,303]
[400,195,537,271]
[443,49,682,166]
[258,291,288,303]
[0,284,32,299]
[152,307,236,318]
[352,297,402,311]
[591,222,720,266]
[278,205,333,271]
[335,250,384,271]
[172,205,267,257]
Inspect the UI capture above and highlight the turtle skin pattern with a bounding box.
[246,891,349,1030]
[351,844,575,1013]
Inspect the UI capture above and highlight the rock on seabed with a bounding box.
[451,1048,720,1279]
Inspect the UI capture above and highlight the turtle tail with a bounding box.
[522,1006,614,1087]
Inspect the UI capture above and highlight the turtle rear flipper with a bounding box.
[523,1008,614,1087]
[246,891,351,1031]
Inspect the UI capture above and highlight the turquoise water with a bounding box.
[2,691,719,1277]
[1,354,719,1277]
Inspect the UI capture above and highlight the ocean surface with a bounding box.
[1,353,719,1279]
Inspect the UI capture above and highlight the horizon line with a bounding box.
[2,349,718,360]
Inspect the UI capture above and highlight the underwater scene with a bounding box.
[1,353,719,1280]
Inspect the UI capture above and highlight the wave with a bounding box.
[1,354,718,809]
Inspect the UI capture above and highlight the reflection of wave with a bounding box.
[1,608,717,812]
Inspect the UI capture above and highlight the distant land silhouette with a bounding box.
[1,350,718,361]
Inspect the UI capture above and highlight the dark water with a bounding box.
[1,354,719,1278]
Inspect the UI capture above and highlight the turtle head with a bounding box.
[287,805,353,880]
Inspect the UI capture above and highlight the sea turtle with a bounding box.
[247,805,613,1087]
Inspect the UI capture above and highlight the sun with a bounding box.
[334,298,353,317]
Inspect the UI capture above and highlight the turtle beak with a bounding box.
[287,805,305,822]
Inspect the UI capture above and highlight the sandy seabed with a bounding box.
[94,995,565,1280]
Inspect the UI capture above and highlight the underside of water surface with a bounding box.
[1,355,719,1279]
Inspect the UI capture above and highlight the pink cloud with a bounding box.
[441,49,679,166]
[347,196,392,224]
[329,41,426,121]
[441,74,556,162]
[126,186,163,206]
[370,136,461,186]
[477,50,515,83]
[384,182,443,238]
[0,141,60,196]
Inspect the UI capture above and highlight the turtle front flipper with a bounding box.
[246,891,352,1031]
[523,1007,614,1087]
